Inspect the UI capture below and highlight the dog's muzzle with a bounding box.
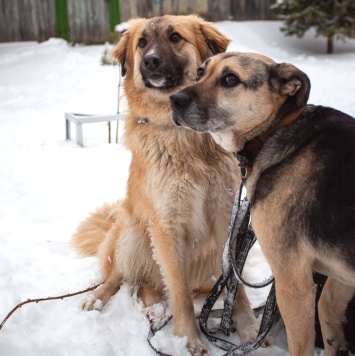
[170,92,190,126]
[170,92,193,126]
[170,92,192,111]
[140,53,183,90]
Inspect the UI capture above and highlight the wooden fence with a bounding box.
[66,0,110,43]
[0,0,56,42]
[121,0,275,22]
[0,0,275,44]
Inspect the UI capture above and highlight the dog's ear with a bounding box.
[270,63,311,109]
[198,20,231,60]
[111,31,130,77]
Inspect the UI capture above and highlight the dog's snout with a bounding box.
[143,54,161,70]
[170,92,192,112]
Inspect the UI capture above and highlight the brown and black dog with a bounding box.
[170,51,355,355]
[72,18,260,355]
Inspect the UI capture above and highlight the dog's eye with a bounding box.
[170,33,181,43]
[138,38,147,48]
[196,67,204,81]
[222,74,240,88]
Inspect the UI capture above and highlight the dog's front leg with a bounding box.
[150,221,207,356]
[274,267,317,356]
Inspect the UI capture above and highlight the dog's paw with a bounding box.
[79,294,103,311]
[187,339,209,356]
[326,337,348,355]
[322,321,348,355]
[146,302,166,324]
[238,317,271,347]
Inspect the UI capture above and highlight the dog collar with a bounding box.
[236,106,307,176]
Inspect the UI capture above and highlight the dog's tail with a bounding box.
[72,202,117,256]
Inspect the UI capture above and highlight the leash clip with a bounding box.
[239,164,252,179]
[240,167,247,179]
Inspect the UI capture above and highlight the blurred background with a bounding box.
[0,0,275,44]
[1,0,354,54]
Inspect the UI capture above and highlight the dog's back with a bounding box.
[302,107,355,259]
[252,106,355,254]
[250,105,355,278]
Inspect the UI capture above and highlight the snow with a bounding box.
[115,22,130,33]
[0,20,354,356]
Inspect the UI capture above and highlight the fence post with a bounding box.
[109,0,121,32]
[55,0,70,41]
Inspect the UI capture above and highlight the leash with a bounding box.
[199,179,280,355]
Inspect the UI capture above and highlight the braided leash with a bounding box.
[199,182,281,355]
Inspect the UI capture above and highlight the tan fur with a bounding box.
[72,17,258,355]
[73,202,116,255]
[250,153,318,355]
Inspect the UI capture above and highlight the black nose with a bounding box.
[143,54,161,70]
[170,92,193,112]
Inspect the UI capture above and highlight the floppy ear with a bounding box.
[198,20,231,60]
[111,31,130,77]
[270,63,310,108]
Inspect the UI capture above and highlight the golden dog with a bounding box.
[170,51,355,355]
[73,17,259,355]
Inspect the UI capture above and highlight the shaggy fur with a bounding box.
[72,17,259,355]
[170,51,355,356]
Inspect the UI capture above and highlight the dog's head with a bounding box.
[170,52,310,152]
[111,15,230,99]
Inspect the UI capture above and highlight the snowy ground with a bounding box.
[0,21,354,356]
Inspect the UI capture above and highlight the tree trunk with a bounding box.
[327,36,334,54]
